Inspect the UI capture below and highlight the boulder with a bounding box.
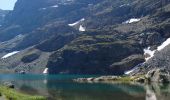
[4,82,15,89]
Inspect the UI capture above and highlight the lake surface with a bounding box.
[0,74,170,100]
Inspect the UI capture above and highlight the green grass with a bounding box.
[0,86,46,100]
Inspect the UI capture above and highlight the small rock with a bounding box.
[19,71,26,74]
[134,77,145,83]
[4,82,15,89]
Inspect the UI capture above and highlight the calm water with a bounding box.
[0,74,170,100]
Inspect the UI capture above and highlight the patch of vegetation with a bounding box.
[21,53,40,63]
[0,86,46,100]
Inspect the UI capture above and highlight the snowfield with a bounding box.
[1,51,20,59]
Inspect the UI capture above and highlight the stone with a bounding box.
[20,71,26,74]
[134,77,145,83]
[4,82,15,89]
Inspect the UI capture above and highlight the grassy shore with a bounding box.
[0,86,46,100]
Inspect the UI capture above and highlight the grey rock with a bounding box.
[146,68,170,83]
[134,77,145,83]
[4,82,15,89]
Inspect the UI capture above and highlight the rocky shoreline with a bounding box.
[74,68,170,84]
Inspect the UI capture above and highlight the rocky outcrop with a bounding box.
[146,68,170,83]
[110,54,145,74]
[47,40,143,74]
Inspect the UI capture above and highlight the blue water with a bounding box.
[0,74,169,100]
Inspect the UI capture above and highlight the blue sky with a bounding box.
[0,0,17,10]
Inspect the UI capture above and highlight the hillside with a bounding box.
[0,0,170,74]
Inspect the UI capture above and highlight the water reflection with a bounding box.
[145,83,170,100]
[146,85,157,100]
[0,74,170,100]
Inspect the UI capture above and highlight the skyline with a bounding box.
[0,0,17,10]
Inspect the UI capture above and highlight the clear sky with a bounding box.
[0,0,17,10]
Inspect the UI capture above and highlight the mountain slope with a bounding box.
[0,0,170,74]
[0,9,9,26]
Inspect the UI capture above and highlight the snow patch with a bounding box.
[39,8,47,10]
[1,51,20,59]
[79,25,86,32]
[43,68,48,74]
[68,18,85,26]
[125,68,136,75]
[144,47,156,61]
[124,18,141,24]
[51,5,59,8]
[157,38,170,51]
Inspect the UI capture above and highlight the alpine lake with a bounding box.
[0,74,169,100]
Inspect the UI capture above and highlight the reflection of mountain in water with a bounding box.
[146,84,170,100]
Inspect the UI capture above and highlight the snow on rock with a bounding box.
[157,38,170,51]
[124,18,141,24]
[79,25,86,32]
[68,18,85,26]
[144,47,156,61]
[43,68,48,74]
[1,51,20,59]
[143,38,170,61]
